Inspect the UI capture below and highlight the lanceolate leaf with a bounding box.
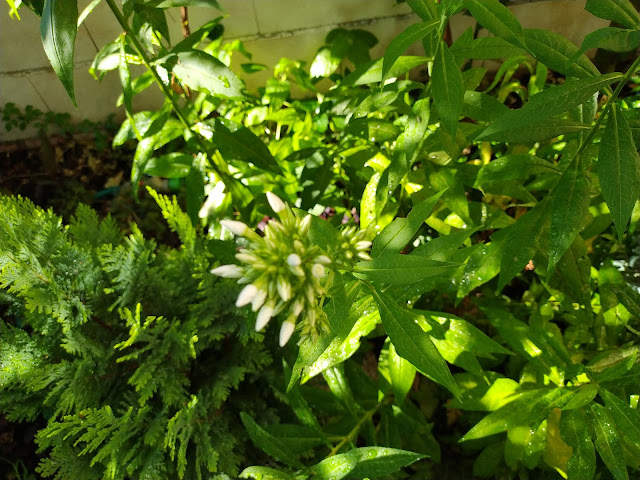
[171,50,245,99]
[600,389,640,447]
[576,27,640,59]
[598,104,640,238]
[477,73,621,140]
[372,290,459,397]
[210,120,282,174]
[548,157,591,274]
[462,90,509,122]
[450,36,525,60]
[372,189,446,257]
[40,0,78,105]
[239,466,294,480]
[382,20,438,83]
[472,118,591,143]
[561,409,596,480]
[585,0,640,29]
[342,56,429,86]
[118,35,136,137]
[240,413,305,470]
[498,199,550,291]
[590,403,629,480]
[432,41,464,141]
[354,254,460,285]
[523,28,601,79]
[142,0,224,8]
[463,0,526,49]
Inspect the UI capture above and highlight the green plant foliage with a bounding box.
[4,0,640,478]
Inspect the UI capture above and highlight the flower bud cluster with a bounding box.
[212,193,336,346]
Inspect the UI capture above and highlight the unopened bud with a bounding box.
[315,255,332,265]
[266,191,286,213]
[255,303,274,331]
[356,241,372,250]
[251,287,268,312]
[220,219,249,236]
[277,277,292,302]
[311,263,325,278]
[299,214,312,234]
[287,253,302,267]
[279,320,296,346]
[210,264,243,278]
[236,284,259,307]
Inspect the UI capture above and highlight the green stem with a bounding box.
[103,0,252,207]
[327,395,389,457]
[576,54,640,158]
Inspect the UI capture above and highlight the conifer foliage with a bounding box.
[0,192,272,479]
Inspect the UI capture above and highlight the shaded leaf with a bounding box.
[342,56,429,86]
[240,413,305,469]
[432,41,464,140]
[561,408,596,480]
[373,290,459,397]
[464,0,526,48]
[40,0,78,105]
[382,20,438,82]
[585,0,640,29]
[548,157,591,274]
[600,389,640,447]
[477,73,621,140]
[598,104,640,237]
[590,403,629,480]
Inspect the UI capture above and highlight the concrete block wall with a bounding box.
[0,0,608,141]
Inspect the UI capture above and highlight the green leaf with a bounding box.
[598,104,640,237]
[461,388,569,441]
[302,296,379,383]
[382,20,438,83]
[450,36,526,59]
[407,0,438,21]
[390,97,431,187]
[341,56,429,86]
[574,27,640,63]
[523,28,601,78]
[354,254,460,285]
[561,384,598,410]
[475,154,559,187]
[476,73,622,140]
[372,290,459,397]
[40,0,78,105]
[348,447,426,478]
[118,35,135,137]
[548,157,590,274]
[464,0,526,48]
[372,190,445,257]
[209,119,282,175]
[587,346,638,383]
[586,0,640,29]
[240,466,294,480]
[462,91,509,122]
[498,199,549,291]
[144,153,193,178]
[590,403,629,480]
[142,0,223,8]
[456,234,504,299]
[288,279,360,391]
[171,50,245,99]
[266,423,325,454]
[239,413,305,470]
[432,41,464,140]
[473,118,591,144]
[600,389,640,447]
[171,18,223,53]
[560,409,596,480]
[308,216,341,251]
[379,339,416,404]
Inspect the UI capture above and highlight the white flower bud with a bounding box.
[199,181,226,218]
[210,264,244,278]
[358,252,372,261]
[220,219,249,236]
[291,299,304,317]
[315,255,332,265]
[251,287,268,312]
[266,191,286,213]
[311,263,325,278]
[299,214,312,234]
[276,277,292,302]
[356,241,372,250]
[287,253,302,267]
[305,284,316,303]
[279,320,296,346]
[236,284,259,307]
[290,265,305,277]
[236,252,259,264]
[255,303,274,331]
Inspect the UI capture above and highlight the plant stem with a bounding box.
[576,54,640,158]
[103,0,252,207]
[327,395,389,457]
